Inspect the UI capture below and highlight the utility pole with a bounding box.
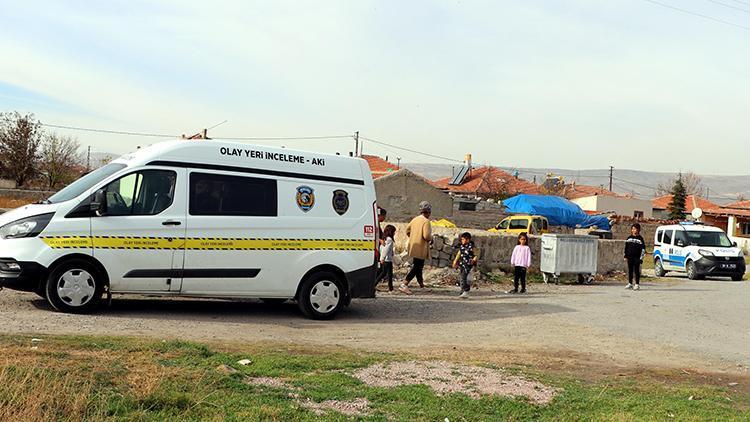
[609,166,614,191]
[86,146,91,172]
[354,131,359,157]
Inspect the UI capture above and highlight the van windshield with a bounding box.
[46,163,127,204]
[686,231,733,247]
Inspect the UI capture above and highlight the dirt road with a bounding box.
[1,277,748,376]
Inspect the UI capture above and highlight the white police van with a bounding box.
[0,140,379,319]
[653,222,745,281]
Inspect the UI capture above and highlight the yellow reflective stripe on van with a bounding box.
[40,236,372,251]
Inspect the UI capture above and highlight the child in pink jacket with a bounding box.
[508,232,531,294]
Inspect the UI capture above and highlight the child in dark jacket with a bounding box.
[453,232,478,299]
[624,223,646,290]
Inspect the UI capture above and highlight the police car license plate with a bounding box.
[720,263,736,269]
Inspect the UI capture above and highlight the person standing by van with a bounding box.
[508,232,531,294]
[625,223,646,291]
[400,201,432,294]
[378,225,396,291]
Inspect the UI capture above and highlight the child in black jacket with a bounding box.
[624,223,646,290]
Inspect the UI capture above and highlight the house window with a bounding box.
[633,210,644,219]
[740,222,750,236]
[459,202,477,211]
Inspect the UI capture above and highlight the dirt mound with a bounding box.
[353,360,558,404]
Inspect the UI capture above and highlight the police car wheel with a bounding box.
[654,258,666,277]
[298,272,343,320]
[45,260,104,314]
[686,261,698,280]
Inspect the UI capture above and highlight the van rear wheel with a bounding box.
[45,260,104,314]
[297,272,343,320]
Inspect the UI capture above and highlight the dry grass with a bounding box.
[0,338,184,421]
[0,366,102,421]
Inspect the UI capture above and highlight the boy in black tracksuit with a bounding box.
[624,223,646,290]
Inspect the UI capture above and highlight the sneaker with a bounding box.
[506,289,518,294]
[625,284,633,290]
[459,291,469,299]
[519,289,526,294]
[398,284,412,295]
[634,284,640,291]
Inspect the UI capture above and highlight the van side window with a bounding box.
[509,218,529,230]
[497,220,509,230]
[655,230,663,245]
[662,230,673,245]
[104,170,176,216]
[189,172,277,216]
[674,231,688,246]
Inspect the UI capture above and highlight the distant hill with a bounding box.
[403,163,750,205]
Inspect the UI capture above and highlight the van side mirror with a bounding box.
[90,189,106,216]
[733,241,738,247]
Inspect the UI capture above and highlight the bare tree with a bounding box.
[39,133,82,190]
[0,112,43,187]
[656,172,704,197]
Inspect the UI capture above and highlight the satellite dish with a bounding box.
[692,207,703,220]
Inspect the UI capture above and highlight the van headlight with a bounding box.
[698,249,715,257]
[0,213,54,239]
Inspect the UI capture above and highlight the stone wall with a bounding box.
[0,188,55,200]
[385,221,627,275]
[375,169,453,222]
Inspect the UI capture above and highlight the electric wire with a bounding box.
[704,0,750,14]
[641,0,750,32]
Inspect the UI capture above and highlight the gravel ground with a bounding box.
[0,276,748,376]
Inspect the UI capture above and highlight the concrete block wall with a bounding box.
[386,222,627,275]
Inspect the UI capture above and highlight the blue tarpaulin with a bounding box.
[503,194,611,230]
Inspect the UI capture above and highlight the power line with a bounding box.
[41,123,177,138]
[704,0,750,14]
[358,136,464,163]
[641,0,750,32]
[217,135,353,141]
[729,0,750,7]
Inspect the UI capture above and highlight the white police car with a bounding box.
[653,222,745,281]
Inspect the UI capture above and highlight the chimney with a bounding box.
[465,153,472,168]
[385,155,389,162]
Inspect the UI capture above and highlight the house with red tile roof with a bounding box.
[724,199,750,209]
[567,183,652,219]
[433,166,541,198]
[362,155,399,179]
[651,195,719,220]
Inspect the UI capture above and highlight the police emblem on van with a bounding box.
[296,186,315,212]
[332,190,349,215]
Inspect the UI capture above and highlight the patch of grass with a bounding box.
[0,335,747,421]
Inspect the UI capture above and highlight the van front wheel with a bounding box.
[297,272,343,320]
[686,261,699,280]
[45,260,104,314]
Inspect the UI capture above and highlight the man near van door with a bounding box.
[400,201,432,294]
[624,223,646,291]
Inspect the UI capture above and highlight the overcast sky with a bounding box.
[1,0,749,175]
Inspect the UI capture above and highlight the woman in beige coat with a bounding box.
[400,201,432,294]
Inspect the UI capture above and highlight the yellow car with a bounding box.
[489,215,549,235]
